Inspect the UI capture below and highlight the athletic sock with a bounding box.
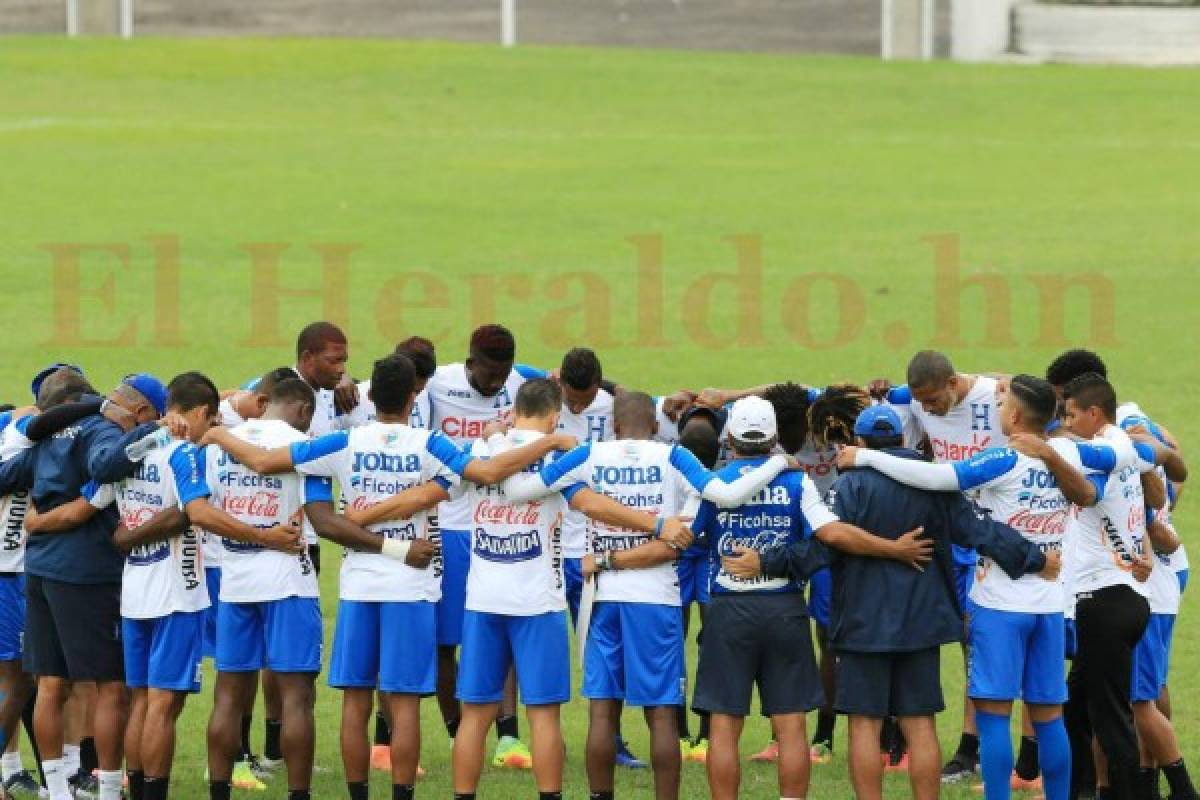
[675,705,690,740]
[62,743,81,777]
[452,794,475,800]
[347,781,369,800]
[98,769,125,800]
[1,750,22,781]
[1033,718,1071,800]
[374,711,392,746]
[697,710,711,741]
[287,791,311,800]
[880,716,899,754]
[80,737,98,776]
[42,758,71,800]
[1164,759,1199,799]
[1014,735,1039,781]
[239,714,254,760]
[1138,767,1158,800]
[393,785,415,800]
[446,717,461,740]
[590,792,615,800]
[813,709,836,747]
[128,769,146,800]
[976,711,1013,800]
[265,719,283,761]
[958,731,980,760]
[143,776,169,800]
[209,780,232,800]
[496,714,519,740]
[538,793,562,800]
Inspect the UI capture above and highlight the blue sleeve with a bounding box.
[1074,442,1117,472]
[886,385,912,405]
[168,443,211,506]
[241,376,261,390]
[1120,414,1167,445]
[289,431,350,465]
[668,444,715,493]
[302,475,333,504]
[952,447,1019,491]
[433,476,453,491]
[86,421,160,483]
[807,387,822,403]
[692,499,716,547]
[1045,418,1062,435]
[425,431,472,476]
[539,443,592,489]
[1133,441,1157,466]
[561,482,587,503]
[0,411,11,433]
[514,364,548,380]
[1087,473,1107,502]
[14,416,32,435]
[0,450,35,495]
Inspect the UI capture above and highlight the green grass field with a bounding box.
[1,37,1198,798]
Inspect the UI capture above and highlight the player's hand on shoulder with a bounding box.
[199,423,230,448]
[405,537,438,568]
[1131,550,1153,583]
[894,526,931,571]
[160,411,190,440]
[1006,433,1049,460]
[333,375,360,415]
[721,545,761,578]
[481,419,509,441]
[551,433,578,452]
[695,388,729,410]
[1039,549,1062,581]
[661,390,697,421]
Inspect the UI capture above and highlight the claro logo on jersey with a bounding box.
[931,434,992,462]
[473,528,543,562]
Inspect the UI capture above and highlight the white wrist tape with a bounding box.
[381,539,412,562]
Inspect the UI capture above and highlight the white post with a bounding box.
[921,0,935,59]
[119,0,134,38]
[881,0,894,59]
[65,0,79,36]
[501,0,516,47]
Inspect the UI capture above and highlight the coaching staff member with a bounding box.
[725,405,1057,800]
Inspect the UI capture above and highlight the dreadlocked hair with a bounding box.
[808,383,871,448]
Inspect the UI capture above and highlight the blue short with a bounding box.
[955,563,975,613]
[123,611,205,693]
[807,568,831,629]
[564,557,584,628]
[967,603,1067,704]
[1132,613,1172,702]
[329,600,437,694]
[1160,613,1177,680]
[584,602,684,707]
[216,596,322,674]
[1178,569,1189,594]
[202,567,221,660]
[458,610,570,706]
[676,550,711,607]
[437,530,471,647]
[0,574,25,661]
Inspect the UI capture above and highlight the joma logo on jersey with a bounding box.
[747,485,791,506]
[473,528,543,563]
[351,451,421,473]
[591,464,663,486]
[131,462,161,482]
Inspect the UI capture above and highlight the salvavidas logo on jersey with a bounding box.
[127,541,170,565]
[473,527,543,562]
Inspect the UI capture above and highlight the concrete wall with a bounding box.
[1015,2,1200,63]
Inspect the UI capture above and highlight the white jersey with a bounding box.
[653,397,681,444]
[459,431,567,616]
[339,381,432,432]
[204,396,250,567]
[793,439,839,498]
[556,389,615,559]
[290,423,467,603]
[116,439,210,619]
[1147,514,1182,616]
[888,376,1007,462]
[1115,400,1188,576]
[1065,425,1157,597]
[204,419,328,603]
[427,362,544,531]
[0,418,34,573]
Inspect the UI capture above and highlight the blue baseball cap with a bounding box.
[122,373,168,417]
[853,405,904,438]
[31,363,84,401]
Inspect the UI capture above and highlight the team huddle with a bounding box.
[0,320,1191,800]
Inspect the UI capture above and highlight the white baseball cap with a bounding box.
[727,396,777,442]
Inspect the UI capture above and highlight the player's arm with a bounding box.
[943,493,1057,580]
[585,539,679,576]
[86,419,163,484]
[0,449,36,497]
[199,425,300,474]
[813,522,932,569]
[499,442,591,504]
[567,486,693,550]
[344,482,451,528]
[1008,434,1110,507]
[1146,511,1181,555]
[670,445,790,508]
[693,384,772,409]
[840,446,963,491]
[23,479,112,535]
[24,396,103,441]
[182,499,303,554]
[1131,435,1187,484]
[459,433,577,486]
[111,507,189,554]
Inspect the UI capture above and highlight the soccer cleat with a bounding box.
[370,745,392,772]
[687,738,709,764]
[615,737,647,770]
[749,740,779,763]
[941,752,980,784]
[2,770,43,798]
[491,736,533,769]
[810,742,834,765]
[253,755,283,776]
[69,771,98,800]
[230,760,267,791]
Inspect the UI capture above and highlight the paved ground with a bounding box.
[1,0,890,54]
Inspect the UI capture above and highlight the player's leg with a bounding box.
[525,704,564,794]
[944,565,980,784]
[492,669,530,769]
[758,595,821,797]
[897,715,941,800]
[209,600,266,797]
[848,716,885,800]
[975,699,1016,800]
[384,694,420,797]
[275,672,316,796]
[0,661,34,793]
[586,700,620,794]
[91,680,129,799]
[807,567,836,763]
[705,714,744,800]
[583,602,623,795]
[261,670,283,765]
[1131,616,1198,799]
[511,611,570,792]
[644,706,681,800]
[124,689,147,798]
[329,599,380,796]
[772,713,810,800]
[138,613,203,796]
[451,701,498,795]
[452,610,511,795]
[890,647,946,800]
[140,690,187,800]
[265,597,322,798]
[1020,613,1069,800]
[371,692,391,772]
[969,604,1027,800]
[339,690,373,795]
[693,597,756,800]
[618,602,682,797]
[1013,706,1040,787]
[436,530,471,739]
[379,601,437,794]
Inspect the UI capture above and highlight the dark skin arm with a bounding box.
[24,497,102,535]
[568,488,693,549]
[462,433,577,485]
[344,482,451,529]
[1147,516,1181,555]
[112,507,189,554]
[304,501,438,568]
[1141,471,1168,514]
[200,426,293,474]
[582,540,678,577]
[182,498,303,554]
[1008,433,1100,507]
[814,522,933,569]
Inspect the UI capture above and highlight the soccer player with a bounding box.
[875,350,1008,783]
[202,355,580,800]
[1008,373,1174,798]
[338,336,437,432]
[424,324,546,768]
[290,321,350,437]
[840,375,1095,800]
[498,390,797,800]
[438,378,697,800]
[689,397,934,800]
[0,371,169,800]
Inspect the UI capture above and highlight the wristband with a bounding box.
[381,539,413,562]
[654,517,665,539]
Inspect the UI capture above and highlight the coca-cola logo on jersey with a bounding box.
[474,499,540,527]
[1127,504,1145,533]
[222,491,281,518]
[122,507,157,530]
[1006,509,1068,536]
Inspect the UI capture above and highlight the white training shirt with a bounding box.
[0,417,34,573]
[289,423,468,603]
[887,376,1008,462]
[116,439,210,619]
[338,381,432,432]
[427,362,544,532]
[203,419,330,603]
[555,388,615,559]
[793,439,840,498]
